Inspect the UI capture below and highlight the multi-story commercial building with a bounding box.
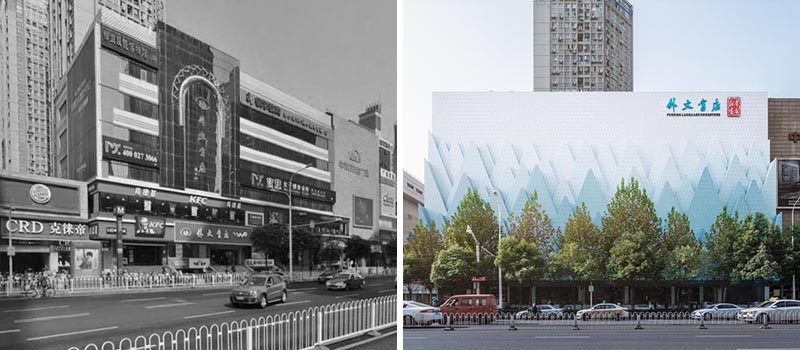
[0,0,163,177]
[402,170,423,245]
[769,98,800,227]
[51,10,345,275]
[533,0,633,92]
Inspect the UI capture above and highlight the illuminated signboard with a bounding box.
[103,136,159,168]
[174,221,252,245]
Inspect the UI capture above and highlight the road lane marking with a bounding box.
[0,329,20,334]
[335,294,360,299]
[4,305,70,313]
[290,287,317,292]
[26,326,119,341]
[697,335,753,338]
[203,291,231,296]
[184,310,236,319]
[174,299,188,303]
[274,300,311,307]
[15,313,90,324]
[145,302,195,309]
[404,337,427,340]
[121,297,165,303]
[377,289,395,293]
[737,348,800,350]
[535,336,590,339]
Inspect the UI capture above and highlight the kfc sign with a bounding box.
[189,195,208,206]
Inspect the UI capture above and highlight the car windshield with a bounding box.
[334,273,350,279]
[755,301,775,308]
[241,276,267,286]
[407,301,431,308]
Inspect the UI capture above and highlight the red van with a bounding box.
[439,294,498,315]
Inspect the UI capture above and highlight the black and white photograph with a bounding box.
[0,1,396,349]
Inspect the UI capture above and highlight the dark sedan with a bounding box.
[325,272,365,290]
[317,270,341,284]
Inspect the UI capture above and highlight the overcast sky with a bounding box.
[168,0,396,143]
[404,0,800,180]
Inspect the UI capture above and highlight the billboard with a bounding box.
[67,30,97,181]
[174,221,252,245]
[134,215,166,238]
[353,196,374,228]
[380,184,396,217]
[103,136,159,168]
[778,159,800,207]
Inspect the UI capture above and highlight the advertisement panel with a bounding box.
[380,184,396,217]
[240,164,336,203]
[2,218,89,241]
[100,25,158,68]
[189,258,210,269]
[174,221,252,245]
[134,215,166,238]
[353,196,374,228]
[778,159,800,207]
[103,136,159,168]
[67,30,96,181]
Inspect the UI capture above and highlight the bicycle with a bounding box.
[23,279,56,299]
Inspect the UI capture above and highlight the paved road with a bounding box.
[0,277,396,350]
[404,324,800,350]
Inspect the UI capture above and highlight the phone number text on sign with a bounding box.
[103,136,158,168]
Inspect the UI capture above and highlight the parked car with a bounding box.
[737,299,800,324]
[317,270,340,284]
[691,303,742,321]
[575,303,629,321]
[515,304,565,319]
[325,272,365,290]
[229,273,287,308]
[403,300,443,326]
[439,294,498,315]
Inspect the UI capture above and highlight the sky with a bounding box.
[403,0,800,180]
[167,0,396,143]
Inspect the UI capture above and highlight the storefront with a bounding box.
[170,221,252,271]
[0,173,91,276]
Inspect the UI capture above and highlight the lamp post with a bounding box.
[113,205,125,273]
[467,225,480,294]
[791,197,800,300]
[6,205,14,296]
[288,164,313,282]
[493,190,503,311]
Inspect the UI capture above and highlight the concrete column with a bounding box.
[670,286,676,306]
[717,287,723,303]
[764,286,770,300]
[578,287,585,304]
[48,252,58,272]
[624,286,629,305]
[531,286,537,305]
[699,286,704,305]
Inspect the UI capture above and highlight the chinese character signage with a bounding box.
[174,221,252,245]
[2,219,89,241]
[665,96,740,118]
[103,137,159,168]
[241,89,332,138]
[100,25,158,69]
[134,215,166,238]
[243,171,336,203]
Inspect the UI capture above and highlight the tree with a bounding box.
[778,225,800,296]
[430,245,475,296]
[739,243,780,301]
[661,208,702,297]
[251,223,289,266]
[603,178,661,305]
[733,213,781,301]
[442,188,498,280]
[507,191,557,255]
[705,206,739,301]
[292,228,322,266]
[495,236,544,283]
[319,244,343,265]
[344,236,371,266]
[383,238,397,267]
[550,203,604,281]
[405,222,443,294]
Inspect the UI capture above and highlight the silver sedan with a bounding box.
[691,303,742,321]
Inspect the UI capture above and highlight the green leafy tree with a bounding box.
[778,225,800,295]
[507,191,557,255]
[495,235,544,283]
[251,223,289,266]
[705,206,740,301]
[442,188,498,280]
[739,243,780,301]
[404,222,442,294]
[550,203,604,281]
[603,178,661,305]
[732,213,780,283]
[344,236,372,266]
[661,209,702,294]
[430,245,476,296]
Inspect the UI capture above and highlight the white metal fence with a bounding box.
[2,273,250,296]
[67,295,396,350]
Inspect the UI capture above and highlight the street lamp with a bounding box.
[113,205,126,273]
[493,190,503,311]
[467,225,480,294]
[288,164,313,281]
[791,197,800,300]
[6,205,14,296]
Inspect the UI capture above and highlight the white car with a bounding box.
[515,305,565,319]
[403,300,443,326]
[575,303,630,321]
[691,303,742,320]
[737,299,800,324]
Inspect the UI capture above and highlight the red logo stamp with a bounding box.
[727,97,741,117]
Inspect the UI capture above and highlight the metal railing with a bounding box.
[1,273,250,296]
[67,294,396,350]
[404,310,800,329]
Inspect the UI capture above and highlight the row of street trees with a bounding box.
[405,178,800,304]
[251,223,397,269]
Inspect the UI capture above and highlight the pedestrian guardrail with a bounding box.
[403,310,800,329]
[67,294,396,350]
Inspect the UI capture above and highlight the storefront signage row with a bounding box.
[2,219,88,241]
[100,25,158,69]
[174,221,253,245]
[244,171,336,203]
[664,96,741,118]
[241,89,332,138]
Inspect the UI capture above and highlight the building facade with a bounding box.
[769,98,800,228]
[533,0,633,92]
[52,10,346,273]
[424,91,775,237]
[402,170,424,245]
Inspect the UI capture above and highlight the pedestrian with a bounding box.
[231,265,236,273]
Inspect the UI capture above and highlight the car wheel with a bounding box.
[404,315,414,326]
[259,294,268,309]
[281,290,287,303]
[703,313,712,321]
